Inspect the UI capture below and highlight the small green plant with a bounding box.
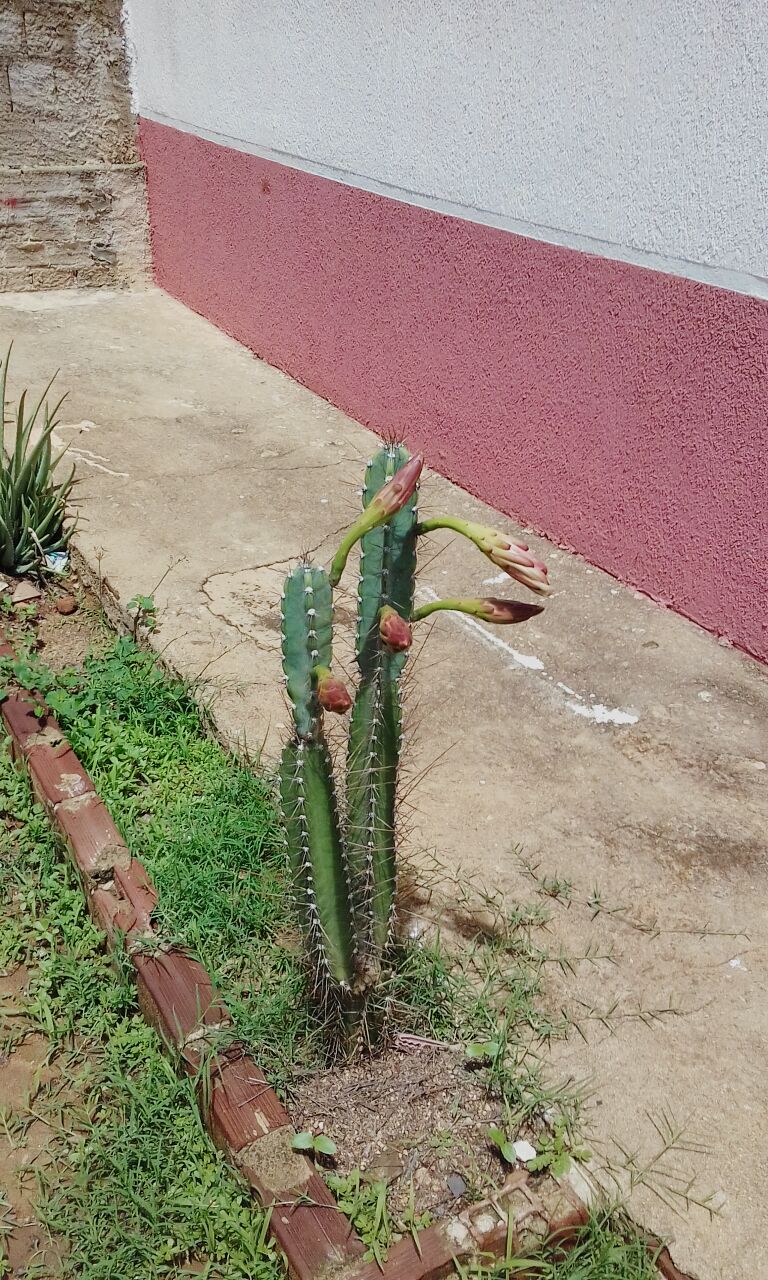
[127,592,158,636]
[487,1114,590,1177]
[465,1039,502,1063]
[487,1124,521,1166]
[280,445,551,1053]
[0,345,75,575]
[326,1169,430,1267]
[526,1116,591,1177]
[291,1130,337,1159]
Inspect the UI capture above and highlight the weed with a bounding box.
[291,1130,337,1159]
[455,1209,661,1278]
[326,1168,430,1267]
[126,592,158,636]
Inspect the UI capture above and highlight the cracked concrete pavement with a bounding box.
[1,287,766,1279]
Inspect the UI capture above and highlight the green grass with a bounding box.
[4,637,569,1112]
[8,636,318,1091]
[0,754,284,1280]
[0,634,667,1279]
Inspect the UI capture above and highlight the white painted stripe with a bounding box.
[142,108,768,303]
[417,587,639,727]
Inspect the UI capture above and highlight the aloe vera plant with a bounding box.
[280,445,550,1052]
[0,346,75,575]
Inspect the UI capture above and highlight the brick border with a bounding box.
[0,646,693,1280]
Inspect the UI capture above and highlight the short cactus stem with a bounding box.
[412,597,545,624]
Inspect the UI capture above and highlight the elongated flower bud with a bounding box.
[368,454,423,520]
[473,597,544,624]
[417,516,551,596]
[379,605,412,651]
[329,455,423,586]
[412,597,544,625]
[313,666,353,714]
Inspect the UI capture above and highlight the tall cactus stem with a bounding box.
[347,444,417,962]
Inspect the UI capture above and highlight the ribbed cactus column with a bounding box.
[346,445,418,966]
[279,564,356,1002]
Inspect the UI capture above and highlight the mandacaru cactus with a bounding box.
[279,445,551,1054]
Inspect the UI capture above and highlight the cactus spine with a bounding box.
[278,444,550,1054]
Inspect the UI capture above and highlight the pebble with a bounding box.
[55,594,78,615]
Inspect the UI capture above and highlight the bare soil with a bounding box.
[293,1043,509,1221]
[0,966,68,1277]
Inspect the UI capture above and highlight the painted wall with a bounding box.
[125,2,768,662]
[125,0,768,283]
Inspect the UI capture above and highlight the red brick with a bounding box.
[133,950,230,1049]
[655,1246,696,1279]
[207,1052,290,1152]
[234,1128,363,1280]
[27,741,94,810]
[113,858,157,930]
[352,1225,459,1280]
[90,886,135,942]
[55,791,130,878]
[1,695,57,760]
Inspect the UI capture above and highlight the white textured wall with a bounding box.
[124,0,768,281]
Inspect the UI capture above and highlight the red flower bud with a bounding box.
[379,605,412,651]
[314,666,353,714]
[369,455,424,519]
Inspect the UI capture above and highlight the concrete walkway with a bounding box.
[2,288,766,1279]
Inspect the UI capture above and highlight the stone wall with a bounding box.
[0,0,148,290]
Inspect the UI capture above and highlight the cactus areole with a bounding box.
[279,445,551,1055]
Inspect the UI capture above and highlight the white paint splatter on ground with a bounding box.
[565,700,639,726]
[54,421,129,478]
[418,586,639,726]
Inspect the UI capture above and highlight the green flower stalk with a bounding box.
[329,454,423,587]
[417,515,551,596]
[412,597,544,624]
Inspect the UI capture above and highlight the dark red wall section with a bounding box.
[139,118,768,662]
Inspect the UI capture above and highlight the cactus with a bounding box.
[279,446,551,1054]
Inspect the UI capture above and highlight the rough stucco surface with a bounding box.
[0,0,148,291]
[140,119,768,663]
[125,0,768,278]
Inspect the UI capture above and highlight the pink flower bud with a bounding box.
[418,516,552,597]
[468,522,550,596]
[314,666,353,714]
[379,605,412,651]
[369,455,423,519]
[475,598,545,624]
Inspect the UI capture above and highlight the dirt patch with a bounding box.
[293,1044,510,1221]
[0,966,68,1277]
